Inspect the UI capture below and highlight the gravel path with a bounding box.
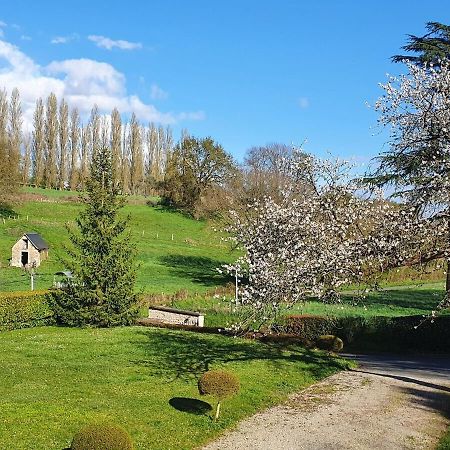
[202,355,450,450]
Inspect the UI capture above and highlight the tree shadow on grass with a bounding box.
[342,289,444,313]
[169,397,212,415]
[159,254,231,287]
[132,328,349,382]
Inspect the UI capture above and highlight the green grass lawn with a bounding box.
[171,282,448,327]
[0,325,351,450]
[437,427,450,450]
[0,188,236,294]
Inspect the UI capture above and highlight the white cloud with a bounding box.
[0,38,204,130]
[150,83,168,100]
[88,35,142,51]
[51,34,78,45]
[298,97,310,109]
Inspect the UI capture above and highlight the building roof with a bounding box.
[25,233,49,250]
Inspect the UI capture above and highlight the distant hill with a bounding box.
[0,187,235,293]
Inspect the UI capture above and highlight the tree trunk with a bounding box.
[214,401,221,421]
[446,258,450,302]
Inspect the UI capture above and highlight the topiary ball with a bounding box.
[198,370,240,400]
[316,335,344,352]
[71,423,134,450]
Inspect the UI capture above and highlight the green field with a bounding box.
[0,188,236,294]
[170,282,448,328]
[0,326,351,450]
[1,188,447,323]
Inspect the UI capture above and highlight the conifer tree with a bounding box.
[393,22,450,65]
[49,145,139,327]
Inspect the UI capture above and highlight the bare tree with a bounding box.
[44,93,59,188]
[32,98,45,187]
[110,108,122,186]
[80,124,91,190]
[69,107,80,190]
[21,133,32,185]
[128,113,144,194]
[58,98,69,189]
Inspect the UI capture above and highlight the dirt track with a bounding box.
[202,354,450,450]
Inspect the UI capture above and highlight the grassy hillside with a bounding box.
[0,188,236,293]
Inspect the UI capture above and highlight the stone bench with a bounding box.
[148,306,205,327]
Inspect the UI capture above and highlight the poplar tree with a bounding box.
[22,133,32,185]
[69,108,80,190]
[110,108,122,187]
[58,98,69,189]
[80,124,91,190]
[32,98,45,187]
[128,113,144,195]
[49,145,139,327]
[44,93,58,188]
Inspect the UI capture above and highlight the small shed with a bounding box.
[11,232,49,268]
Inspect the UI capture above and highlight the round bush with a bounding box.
[316,335,344,352]
[198,370,240,400]
[71,423,133,450]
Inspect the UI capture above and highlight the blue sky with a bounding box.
[0,1,449,165]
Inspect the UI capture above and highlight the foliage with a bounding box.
[366,59,450,306]
[71,423,133,450]
[161,136,236,213]
[198,370,240,400]
[49,146,139,327]
[392,22,450,65]
[198,369,240,420]
[437,427,450,450]
[225,152,436,329]
[283,315,334,340]
[281,314,450,353]
[0,291,53,330]
[0,326,350,449]
[315,335,344,352]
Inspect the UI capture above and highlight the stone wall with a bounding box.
[11,237,42,268]
[149,306,204,327]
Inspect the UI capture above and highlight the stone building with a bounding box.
[11,233,49,268]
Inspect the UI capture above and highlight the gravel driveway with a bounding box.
[202,354,450,450]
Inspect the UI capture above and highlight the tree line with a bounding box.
[0,90,175,196]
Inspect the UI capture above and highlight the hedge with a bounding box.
[283,314,450,352]
[0,291,54,331]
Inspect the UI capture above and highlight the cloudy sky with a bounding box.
[0,1,449,163]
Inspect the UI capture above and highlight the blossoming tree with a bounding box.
[225,152,442,329]
[367,60,450,304]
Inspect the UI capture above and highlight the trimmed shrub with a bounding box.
[315,335,344,352]
[0,291,53,331]
[71,423,133,450]
[283,314,334,340]
[198,370,240,420]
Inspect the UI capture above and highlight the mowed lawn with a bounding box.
[0,187,236,293]
[0,326,351,450]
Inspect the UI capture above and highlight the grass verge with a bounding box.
[0,325,351,450]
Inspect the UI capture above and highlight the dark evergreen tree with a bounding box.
[392,22,450,64]
[49,145,139,327]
